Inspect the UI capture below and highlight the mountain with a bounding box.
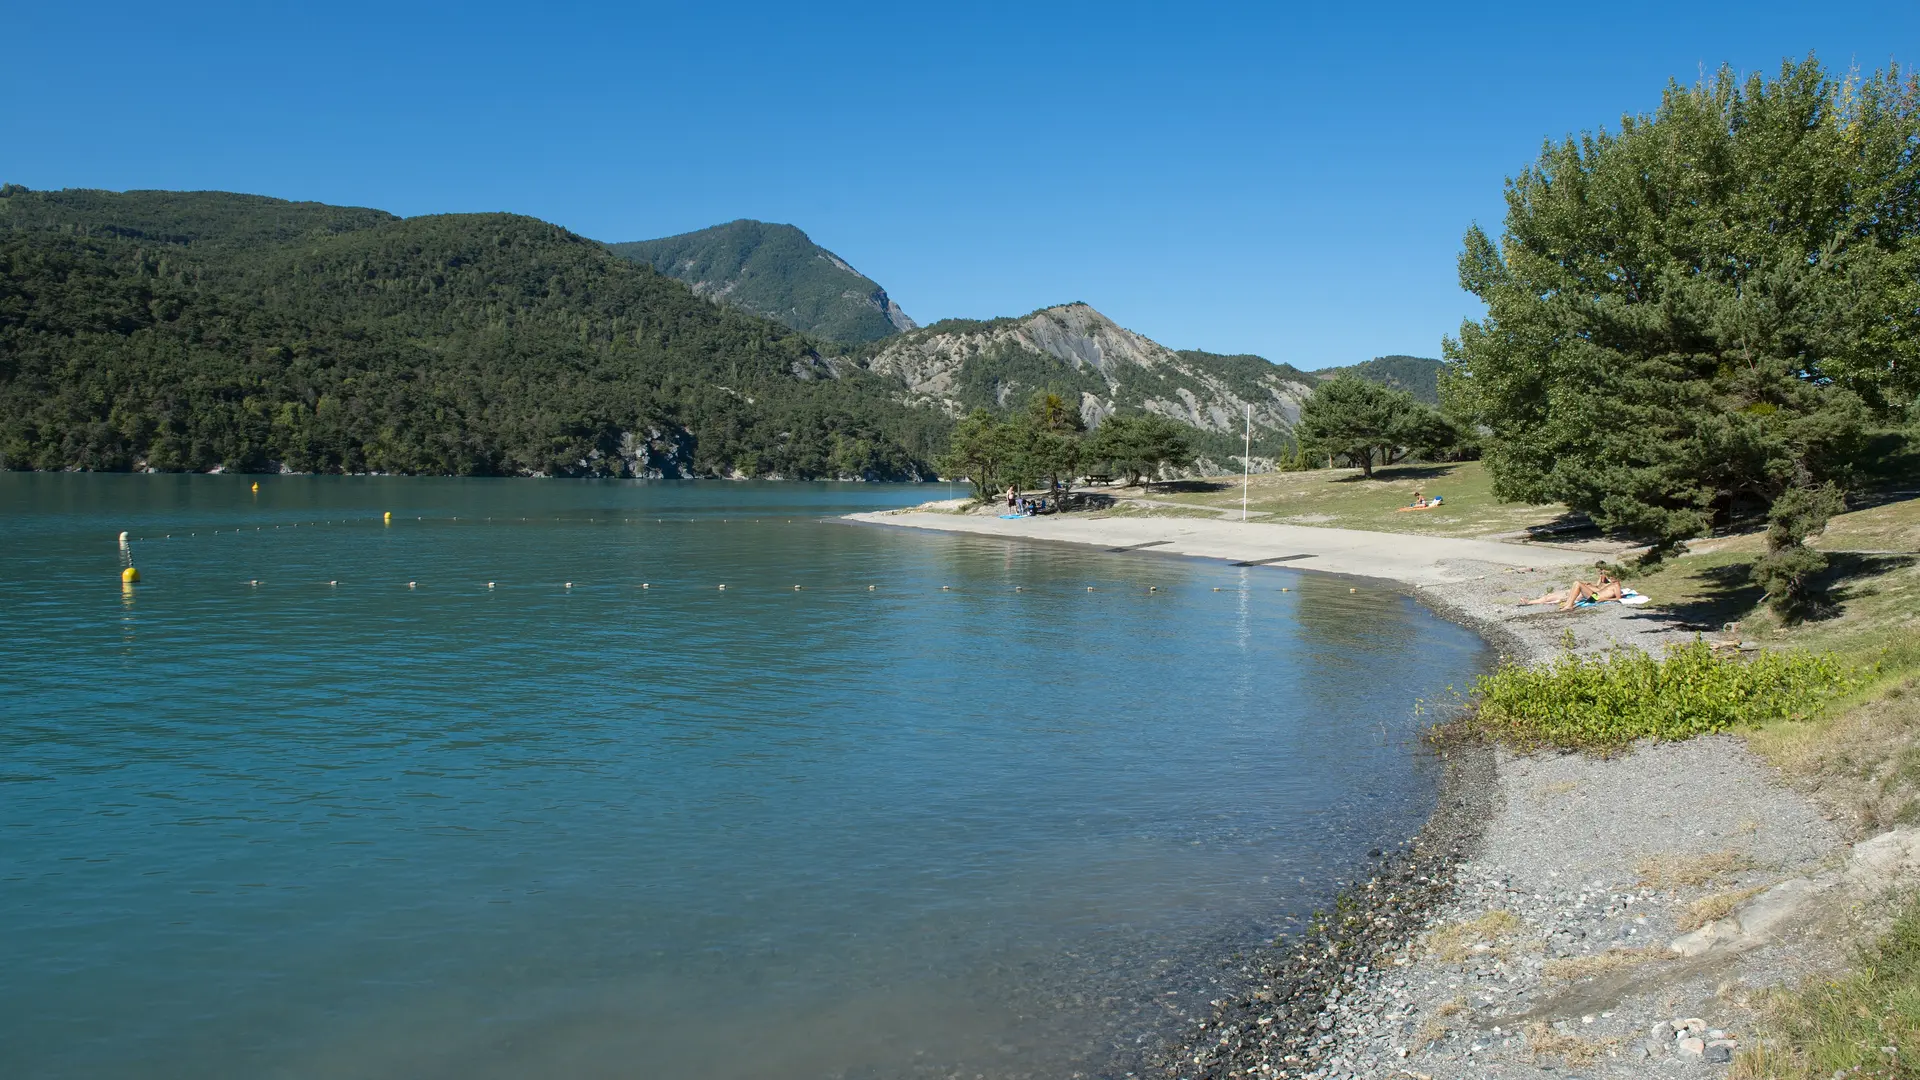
[0,188,945,478]
[607,220,915,345]
[1312,354,1443,405]
[855,303,1317,457]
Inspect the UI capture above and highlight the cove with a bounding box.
[0,474,1486,1079]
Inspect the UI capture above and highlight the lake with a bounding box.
[0,475,1485,1079]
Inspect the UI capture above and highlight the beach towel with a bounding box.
[998,514,1025,519]
[1394,504,1440,513]
[1576,588,1650,608]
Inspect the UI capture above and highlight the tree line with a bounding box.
[939,393,1200,496]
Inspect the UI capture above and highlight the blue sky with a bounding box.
[6,2,1915,366]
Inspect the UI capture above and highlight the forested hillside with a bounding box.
[608,220,915,344]
[1312,355,1442,404]
[0,187,946,477]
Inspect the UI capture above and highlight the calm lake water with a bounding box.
[0,475,1485,1079]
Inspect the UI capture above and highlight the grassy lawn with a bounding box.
[1112,461,1572,538]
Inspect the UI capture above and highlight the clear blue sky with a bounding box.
[6,2,1915,366]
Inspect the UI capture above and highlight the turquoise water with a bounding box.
[1,475,1484,1079]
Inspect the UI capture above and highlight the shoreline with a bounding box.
[849,507,1858,1079]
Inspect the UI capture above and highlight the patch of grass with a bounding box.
[1679,885,1773,932]
[1424,909,1525,962]
[1525,1021,1608,1067]
[1415,995,1469,1046]
[1638,850,1761,890]
[1730,891,1920,1079]
[1752,679,1920,832]
[1463,641,1860,751]
[1543,946,1672,981]
[1126,460,1572,539]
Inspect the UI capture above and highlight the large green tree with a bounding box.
[1085,411,1194,486]
[1445,58,1919,556]
[1296,376,1454,477]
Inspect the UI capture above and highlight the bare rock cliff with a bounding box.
[862,303,1311,436]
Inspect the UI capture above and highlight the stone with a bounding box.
[1679,1017,1708,1035]
[1650,1020,1674,1041]
[1845,827,1920,892]
[1704,1043,1732,1063]
[1677,1036,1706,1058]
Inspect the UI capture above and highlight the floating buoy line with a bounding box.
[108,512,1325,597]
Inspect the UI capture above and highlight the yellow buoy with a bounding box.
[383,511,392,525]
[121,566,140,583]
[251,482,259,493]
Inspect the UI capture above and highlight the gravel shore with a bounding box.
[848,511,1865,1080]
[1147,567,1857,1080]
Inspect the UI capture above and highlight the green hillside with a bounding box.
[1313,354,1442,404]
[608,220,914,345]
[0,188,945,478]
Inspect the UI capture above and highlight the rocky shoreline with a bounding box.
[1139,564,1886,1080]
[1134,738,1500,1079]
[847,510,1894,1080]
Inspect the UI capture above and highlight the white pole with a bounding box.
[1242,404,1251,522]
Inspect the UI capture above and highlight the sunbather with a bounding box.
[1519,573,1624,608]
[1560,573,1624,610]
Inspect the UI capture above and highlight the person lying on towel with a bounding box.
[1519,572,1628,610]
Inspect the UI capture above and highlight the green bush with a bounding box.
[1465,641,1858,750]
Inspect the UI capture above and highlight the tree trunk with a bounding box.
[1360,448,1374,478]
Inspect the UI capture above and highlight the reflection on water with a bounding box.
[0,475,1485,1079]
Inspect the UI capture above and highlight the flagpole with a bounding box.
[1242,404,1250,522]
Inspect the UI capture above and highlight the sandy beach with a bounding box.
[850,505,1902,1080]
[846,509,1590,587]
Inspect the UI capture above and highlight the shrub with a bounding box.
[1464,641,1859,751]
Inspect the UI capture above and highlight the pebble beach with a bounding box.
[850,509,1899,1080]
